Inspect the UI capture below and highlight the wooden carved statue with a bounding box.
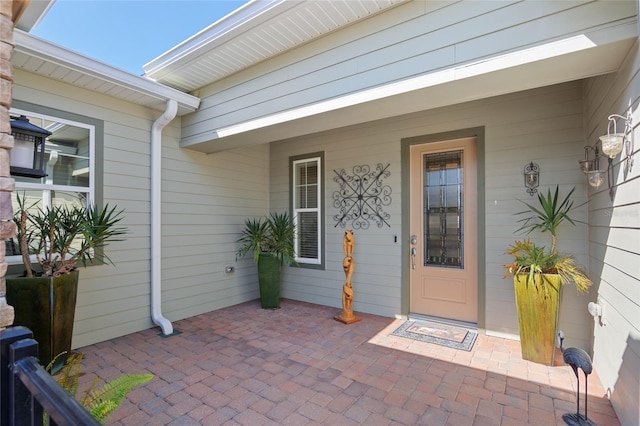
[335,230,361,324]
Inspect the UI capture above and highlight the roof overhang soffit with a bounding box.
[143,0,410,92]
[13,30,201,116]
[182,28,638,154]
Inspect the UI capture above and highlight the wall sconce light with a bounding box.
[9,115,51,178]
[579,145,605,188]
[600,110,634,173]
[524,161,539,196]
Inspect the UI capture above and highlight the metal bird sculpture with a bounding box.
[557,331,597,426]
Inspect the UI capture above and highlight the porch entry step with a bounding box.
[408,313,478,331]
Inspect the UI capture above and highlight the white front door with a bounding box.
[409,138,478,323]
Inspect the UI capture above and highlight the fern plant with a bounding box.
[47,352,153,423]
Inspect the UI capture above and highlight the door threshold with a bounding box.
[408,313,477,330]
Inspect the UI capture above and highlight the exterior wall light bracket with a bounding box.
[600,109,634,174]
[524,162,539,196]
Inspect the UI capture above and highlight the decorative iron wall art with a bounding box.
[333,163,392,229]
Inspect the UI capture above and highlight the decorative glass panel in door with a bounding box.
[423,150,463,268]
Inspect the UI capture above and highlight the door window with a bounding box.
[423,150,463,268]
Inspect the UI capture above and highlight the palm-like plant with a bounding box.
[503,238,591,293]
[266,211,296,266]
[236,211,297,266]
[13,193,127,277]
[504,185,592,293]
[504,186,591,365]
[515,186,583,253]
[236,218,270,263]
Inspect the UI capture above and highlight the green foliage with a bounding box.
[505,185,592,293]
[78,203,127,266]
[236,217,270,263]
[515,186,584,253]
[266,212,297,266]
[503,238,591,293]
[237,211,297,266]
[13,193,127,277]
[47,352,153,423]
[83,372,153,422]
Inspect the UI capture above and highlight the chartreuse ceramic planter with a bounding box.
[513,273,562,366]
[6,270,79,371]
[257,253,281,309]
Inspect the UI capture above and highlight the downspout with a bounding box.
[151,99,177,335]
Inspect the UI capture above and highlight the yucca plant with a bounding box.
[236,211,297,309]
[265,211,297,266]
[236,211,297,266]
[13,193,127,277]
[515,185,584,253]
[236,217,270,263]
[47,352,153,424]
[504,185,592,293]
[505,186,592,365]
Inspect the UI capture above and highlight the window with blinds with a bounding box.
[292,155,322,265]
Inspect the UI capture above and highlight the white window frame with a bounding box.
[7,107,96,265]
[292,156,322,266]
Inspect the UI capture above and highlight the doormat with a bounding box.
[391,320,478,352]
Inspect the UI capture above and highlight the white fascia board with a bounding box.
[143,0,291,78]
[14,30,200,113]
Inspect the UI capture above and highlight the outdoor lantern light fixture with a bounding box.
[599,110,634,173]
[586,169,606,188]
[579,145,605,188]
[524,161,539,196]
[9,115,51,178]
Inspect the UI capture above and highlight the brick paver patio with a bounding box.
[75,299,620,425]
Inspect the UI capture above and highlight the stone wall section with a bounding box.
[0,1,16,329]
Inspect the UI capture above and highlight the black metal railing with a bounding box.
[0,327,100,426]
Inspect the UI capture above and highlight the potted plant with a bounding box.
[503,186,592,365]
[6,194,126,371]
[236,211,296,309]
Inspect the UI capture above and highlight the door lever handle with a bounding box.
[410,247,417,269]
